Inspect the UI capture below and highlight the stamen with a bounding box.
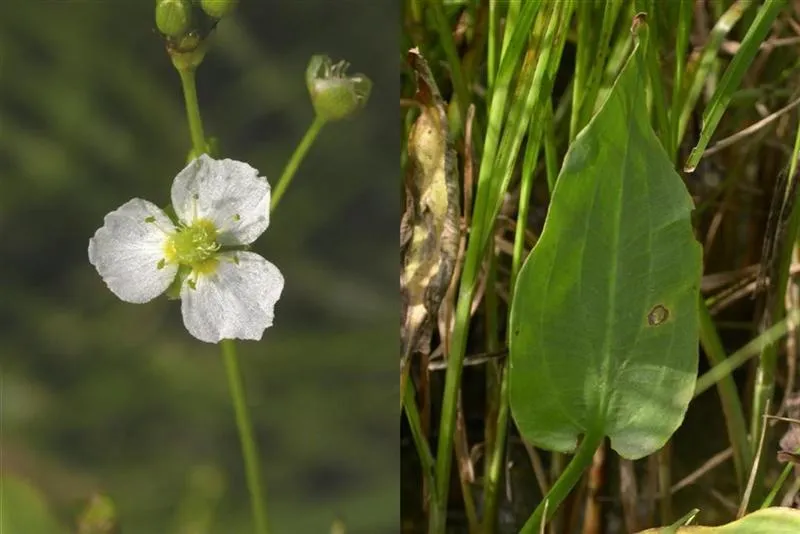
[163,217,219,266]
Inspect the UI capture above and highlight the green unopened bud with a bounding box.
[156,0,193,38]
[306,55,372,121]
[200,0,238,19]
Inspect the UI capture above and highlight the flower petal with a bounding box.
[180,251,284,343]
[171,154,270,246]
[88,198,178,303]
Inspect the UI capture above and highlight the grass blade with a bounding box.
[684,0,785,172]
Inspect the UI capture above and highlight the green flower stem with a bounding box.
[271,115,327,210]
[178,67,207,155]
[519,430,604,533]
[223,339,270,534]
[176,60,269,534]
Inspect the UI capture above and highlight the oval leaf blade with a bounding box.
[509,40,702,459]
[637,507,800,533]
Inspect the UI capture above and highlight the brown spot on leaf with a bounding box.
[647,305,669,326]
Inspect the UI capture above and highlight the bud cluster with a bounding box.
[155,0,238,50]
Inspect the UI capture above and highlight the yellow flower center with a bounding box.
[163,218,220,271]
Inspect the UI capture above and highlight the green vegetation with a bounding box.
[401,1,800,532]
[3,2,396,533]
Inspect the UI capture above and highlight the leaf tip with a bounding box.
[631,12,648,35]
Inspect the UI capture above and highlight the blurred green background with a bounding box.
[1,2,398,533]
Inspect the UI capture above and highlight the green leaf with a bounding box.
[508,38,702,460]
[0,476,65,534]
[636,507,800,533]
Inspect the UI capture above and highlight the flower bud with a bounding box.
[200,0,238,19]
[156,0,193,38]
[306,55,372,121]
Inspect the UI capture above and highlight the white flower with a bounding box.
[88,154,284,343]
